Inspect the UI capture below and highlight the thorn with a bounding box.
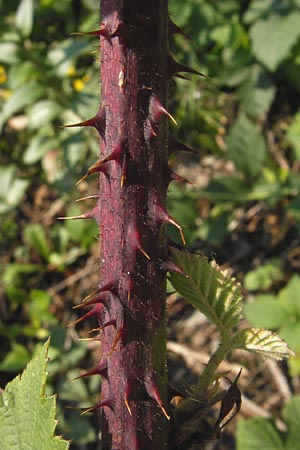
[76,144,123,185]
[149,94,177,125]
[71,22,113,44]
[58,207,97,221]
[139,247,151,260]
[168,136,198,156]
[81,281,117,304]
[168,18,191,40]
[62,107,106,140]
[58,205,100,223]
[72,358,108,381]
[144,374,170,420]
[78,337,100,341]
[153,202,186,245]
[124,381,132,416]
[169,169,196,187]
[66,303,104,327]
[75,160,110,185]
[76,194,100,202]
[168,217,186,245]
[58,214,87,220]
[160,260,188,277]
[168,54,205,79]
[72,292,109,309]
[127,221,151,260]
[81,398,112,415]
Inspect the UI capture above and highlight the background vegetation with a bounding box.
[1,0,300,448]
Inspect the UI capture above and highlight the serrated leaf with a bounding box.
[226,113,267,177]
[250,12,300,72]
[0,339,69,450]
[169,247,242,330]
[232,328,293,360]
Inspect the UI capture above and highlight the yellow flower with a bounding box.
[73,78,84,91]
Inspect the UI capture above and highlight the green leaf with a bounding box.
[15,0,34,37]
[0,43,20,64]
[232,328,293,360]
[279,322,300,353]
[286,112,300,160]
[201,176,250,203]
[28,100,63,130]
[0,340,69,450]
[250,12,300,72]
[47,39,91,77]
[0,165,29,213]
[28,290,54,328]
[0,82,45,131]
[169,247,242,330]
[238,65,275,117]
[0,342,31,372]
[284,397,300,450]
[278,275,300,316]
[24,224,52,262]
[244,260,283,291]
[237,417,284,450]
[23,134,58,164]
[226,113,267,177]
[244,295,287,328]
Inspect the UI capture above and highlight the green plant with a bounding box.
[237,396,300,450]
[0,340,69,449]
[0,0,297,449]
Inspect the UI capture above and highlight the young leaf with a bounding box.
[0,339,69,450]
[232,327,293,360]
[169,247,242,330]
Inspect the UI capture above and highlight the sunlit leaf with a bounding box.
[232,327,293,360]
[169,247,242,330]
[0,340,69,449]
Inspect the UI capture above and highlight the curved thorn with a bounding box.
[168,18,191,40]
[160,260,188,277]
[168,217,186,245]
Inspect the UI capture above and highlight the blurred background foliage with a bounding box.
[0,0,300,448]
